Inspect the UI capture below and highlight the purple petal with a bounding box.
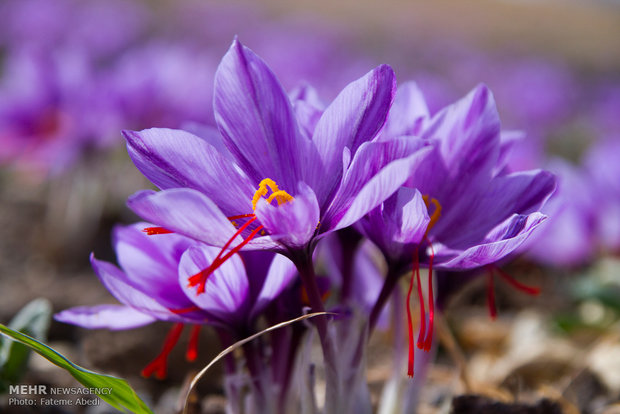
[127,188,281,250]
[290,85,324,140]
[112,223,195,304]
[254,182,320,248]
[251,254,297,318]
[54,305,156,330]
[495,130,525,175]
[434,213,547,269]
[381,81,429,138]
[352,241,388,315]
[312,65,396,204]
[385,188,430,245]
[123,128,254,214]
[90,254,204,322]
[214,39,318,190]
[178,245,249,320]
[432,169,556,248]
[323,139,432,232]
[422,84,500,182]
[358,188,430,261]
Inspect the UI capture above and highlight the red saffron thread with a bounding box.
[168,305,201,315]
[226,214,256,220]
[141,323,184,379]
[406,250,418,377]
[423,236,435,351]
[186,325,201,362]
[142,227,174,235]
[494,266,541,296]
[188,220,264,294]
[416,253,426,350]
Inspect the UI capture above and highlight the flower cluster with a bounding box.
[57,39,556,413]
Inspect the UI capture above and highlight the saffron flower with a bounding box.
[122,39,431,412]
[55,222,296,379]
[122,39,431,328]
[360,82,556,376]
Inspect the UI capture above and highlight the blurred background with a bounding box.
[1,0,619,412]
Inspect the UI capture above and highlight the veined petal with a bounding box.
[433,169,556,248]
[113,223,195,304]
[90,254,203,322]
[323,139,432,232]
[312,64,396,204]
[54,305,156,330]
[123,128,254,214]
[254,182,320,248]
[179,245,249,320]
[435,213,547,269]
[214,38,318,190]
[126,188,244,247]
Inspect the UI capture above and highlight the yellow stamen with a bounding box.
[266,190,294,205]
[422,195,442,231]
[252,178,294,210]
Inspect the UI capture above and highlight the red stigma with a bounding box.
[143,227,174,235]
[415,253,426,350]
[168,305,202,315]
[141,323,184,379]
[186,325,201,362]
[407,239,437,377]
[187,215,263,294]
[486,265,541,319]
[421,236,435,352]
[406,250,418,377]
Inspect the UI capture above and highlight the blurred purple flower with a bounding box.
[524,158,597,267]
[107,42,217,129]
[585,138,620,253]
[0,0,148,58]
[0,50,120,175]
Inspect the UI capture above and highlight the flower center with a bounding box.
[186,178,293,295]
[251,178,294,210]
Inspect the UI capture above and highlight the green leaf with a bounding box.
[0,324,153,414]
[0,298,52,392]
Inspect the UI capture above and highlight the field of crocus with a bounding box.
[1,1,619,413]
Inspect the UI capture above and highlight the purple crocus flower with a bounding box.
[55,222,296,379]
[368,81,555,270]
[122,39,427,304]
[359,81,555,376]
